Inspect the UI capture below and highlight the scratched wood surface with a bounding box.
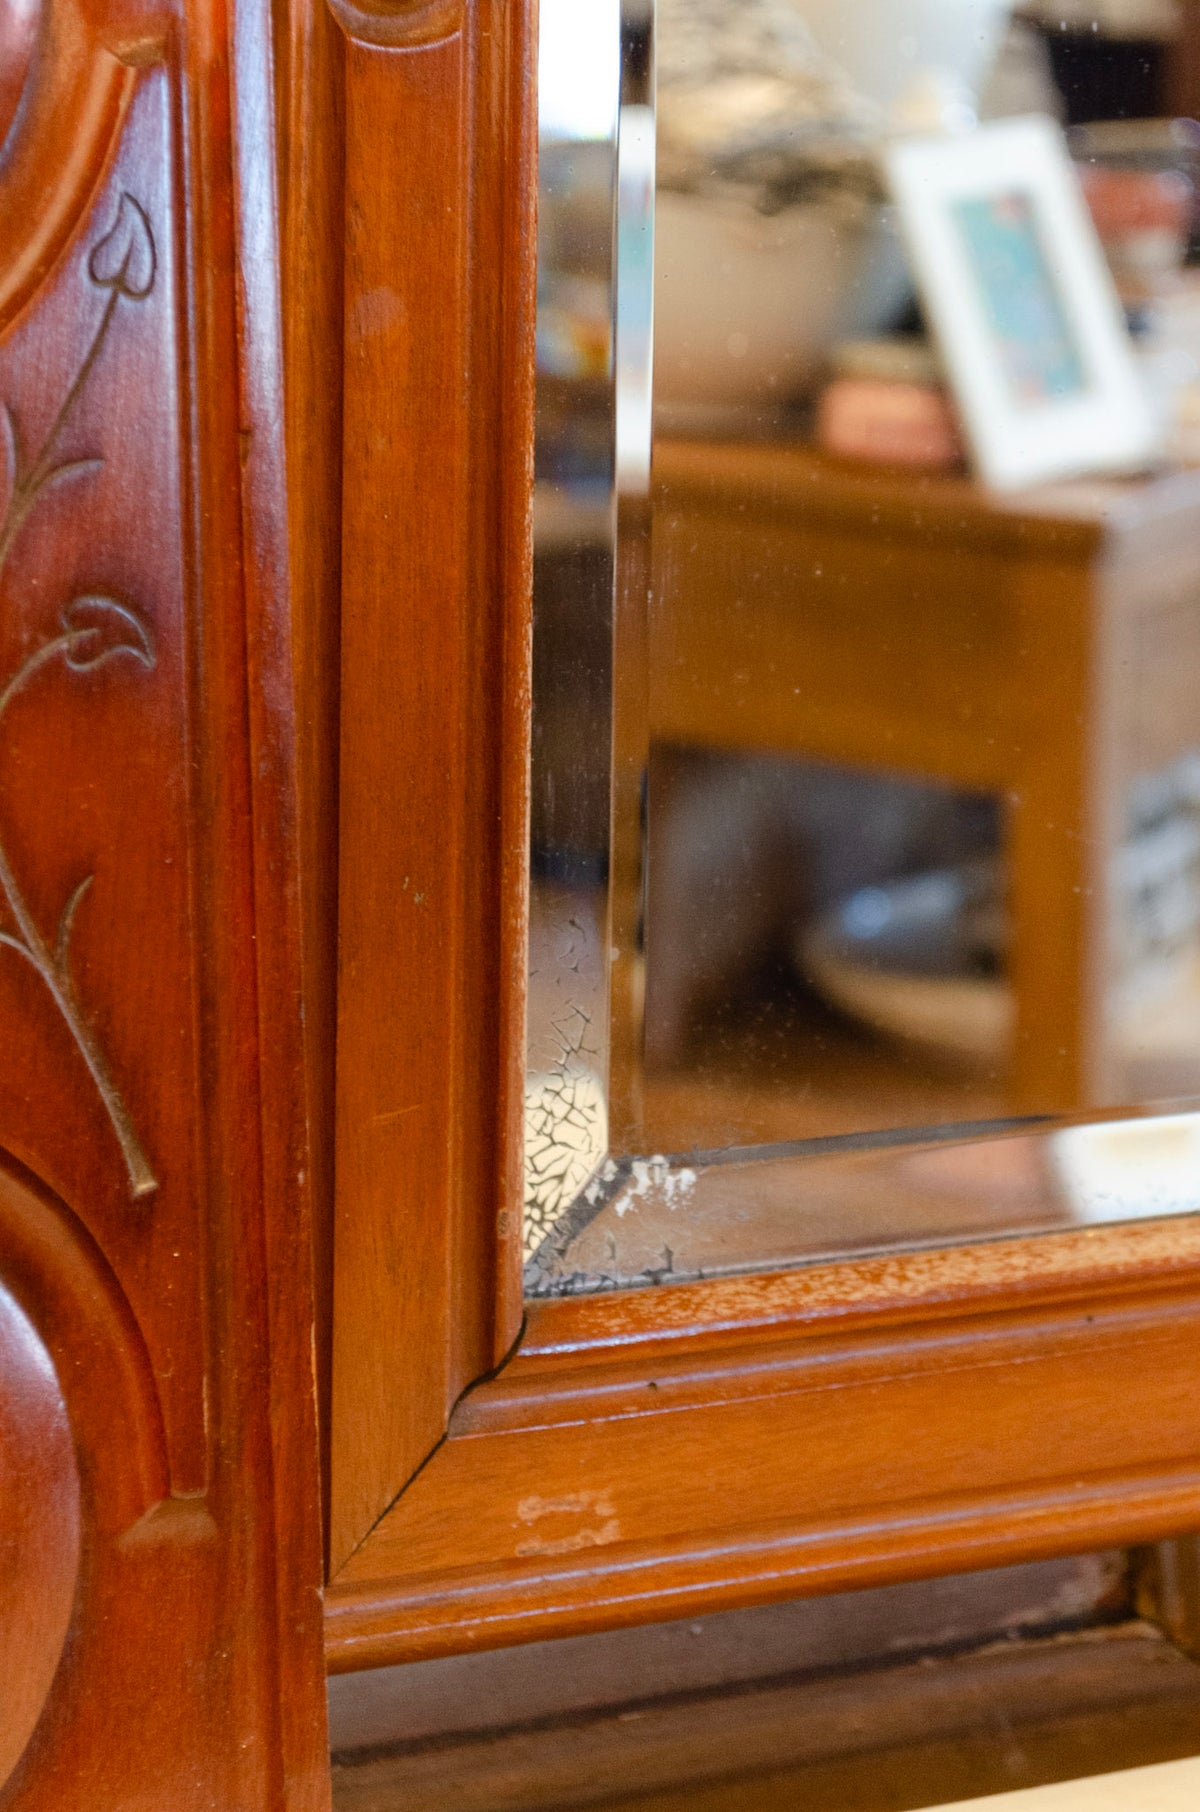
[9,0,1200,1793]
[326,1169,1200,1670]
[0,0,1139,1803]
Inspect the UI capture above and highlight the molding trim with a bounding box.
[327,1467,1200,1670]
[326,1220,1200,1669]
[324,0,463,50]
[0,1151,170,1525]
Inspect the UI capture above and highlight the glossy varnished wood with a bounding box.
[12,0,1200,1792]
[326,1135,1200,1668]
[0,0,328,1802]
[0,1273,79,1792]
[319,0,536,1570]
[307,0,1200,1696]
[278,0,345,1562]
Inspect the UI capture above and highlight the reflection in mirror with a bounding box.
[526,0,1200,1293]
[525,0,619,1254]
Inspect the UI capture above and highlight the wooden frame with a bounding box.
[288,0,537,1577]
[6,0,1200,1802]
[324,1199,1200,1666]
[298,0,1200,1676]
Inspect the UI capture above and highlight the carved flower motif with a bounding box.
[87,193,156,302]
[61,595,156,673]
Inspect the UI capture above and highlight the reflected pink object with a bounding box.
[1076,164,1193,288]
[817,376,965,472]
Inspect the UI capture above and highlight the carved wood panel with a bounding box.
[0,0,329,1802]
[0,61,205,1488]
[0,1271,79,1792]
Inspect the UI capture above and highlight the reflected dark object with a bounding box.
[531,541,611,879]
[644,747,1000,1070]
[1040,27,1168,128]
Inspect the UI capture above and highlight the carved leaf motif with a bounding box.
[87,194,156,302]
[0,192,161,1201]
[61,595,155,673]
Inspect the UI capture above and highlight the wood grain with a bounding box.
[278,0,346,1566]
[329,1624,1200,1812]
[314,6,1200,1692]
[0,0,137,332]
[327,1553,1126,1753]
[325,0,536,1570]
[0,0,329,1802]
[327,1140,1200,1667]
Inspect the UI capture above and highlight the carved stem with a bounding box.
[0,634,69,720]
[0,283,119,572]
[0,633,158,1198]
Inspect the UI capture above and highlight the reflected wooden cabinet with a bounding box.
[4,1,1200,1808]
[647,440,1200,1117]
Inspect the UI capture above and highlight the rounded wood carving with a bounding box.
[325,0,463,48]
[0,0,144,335]
[0,1280,81,1791]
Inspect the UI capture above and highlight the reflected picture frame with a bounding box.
[886,114,1161,490]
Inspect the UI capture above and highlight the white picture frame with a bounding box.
[885,115,1161,490]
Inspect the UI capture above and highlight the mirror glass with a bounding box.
[526,0,1200,1293]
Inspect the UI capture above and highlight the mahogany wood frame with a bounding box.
[8,0,1200,1803]
[306,0,1200,1677]
[291,0,537,1577]
[324,1210,1200,1666]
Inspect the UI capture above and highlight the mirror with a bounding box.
[526,0,1200,1293]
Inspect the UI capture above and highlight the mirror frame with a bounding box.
[313,0,1200,1657]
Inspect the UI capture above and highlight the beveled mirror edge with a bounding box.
[524,1099,1200,1297]
[525,0,653,1265]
